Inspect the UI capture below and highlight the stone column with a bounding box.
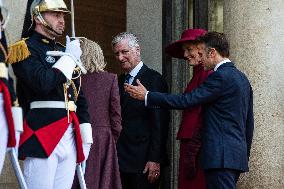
[224,1,284,188]
[127,0,163,73]
[4,0,28,45]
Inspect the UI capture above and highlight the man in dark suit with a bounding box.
[125,32,254,189]
[112,32,170,189]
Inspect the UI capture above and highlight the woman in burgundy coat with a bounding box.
[72,38,122,189]
[165,29,212,189]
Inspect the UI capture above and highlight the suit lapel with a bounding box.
[131,64,148,86]
[121,64,148,114]
[118,74,126,95]
[118,74,129,110]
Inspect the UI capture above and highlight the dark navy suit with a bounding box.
[118,64,170,189]
[147,62,254,188]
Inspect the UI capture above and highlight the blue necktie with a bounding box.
[124,74,132,84]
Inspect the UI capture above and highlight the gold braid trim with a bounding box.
[78,77,82,99]
[70,80,78,102]
[7,39,31,64]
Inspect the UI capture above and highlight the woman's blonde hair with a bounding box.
[80,38,106,73]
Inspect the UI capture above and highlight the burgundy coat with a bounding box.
[72,71,122,189]
[177,64,212,139]
[177,64,212,189]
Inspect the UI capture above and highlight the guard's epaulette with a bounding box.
[7,38,31,64]
[56,42,65,48]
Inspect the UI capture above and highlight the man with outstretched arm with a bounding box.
[125,32,254,189]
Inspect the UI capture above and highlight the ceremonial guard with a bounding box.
[0,0,23,175]
[8,0,92,188]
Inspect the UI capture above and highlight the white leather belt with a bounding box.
[30,101,77,112]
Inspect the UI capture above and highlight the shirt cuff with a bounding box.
[145,91,149,106]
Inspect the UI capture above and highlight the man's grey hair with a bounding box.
[111,32,140,48]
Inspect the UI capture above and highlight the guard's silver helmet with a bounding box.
[31,0,70,16]
[30,0,70,35]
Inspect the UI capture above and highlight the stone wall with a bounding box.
[224,1,284,188]
[126,0,163,73]
[4,0,28,45]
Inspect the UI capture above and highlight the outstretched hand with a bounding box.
[124,79,147,100]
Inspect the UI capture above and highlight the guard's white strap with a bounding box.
[80,123,93,144]
[30,101,65,109]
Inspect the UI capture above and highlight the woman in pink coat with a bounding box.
[72,38,122,189]
[165,29,212,189]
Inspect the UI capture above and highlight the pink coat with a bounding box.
[177,64,212,139]
[177,64,212,189]
[72,71,122,189]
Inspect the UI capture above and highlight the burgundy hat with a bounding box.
[165,29,207,59]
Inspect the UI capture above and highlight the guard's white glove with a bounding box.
[83,144,91,161]
[50,36,87,76]
[80,123,93,160]
[81,144,90,174]
[12,107,23,155]
[65,36,82,61]
[52,36,82,79]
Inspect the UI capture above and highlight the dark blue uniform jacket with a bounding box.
[148,62,254,172]
[12,31,90,158]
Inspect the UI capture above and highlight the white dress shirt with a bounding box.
[214,58,231,71]
[126,61,143,84]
